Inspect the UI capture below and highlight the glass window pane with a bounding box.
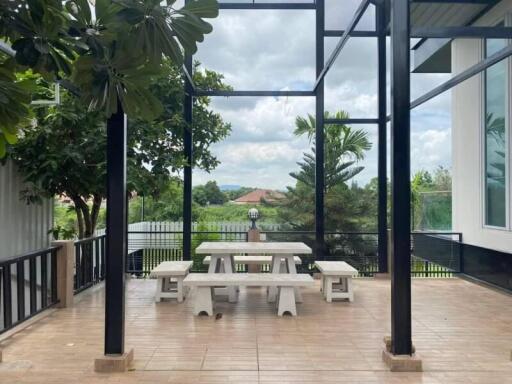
[484,38,508,227]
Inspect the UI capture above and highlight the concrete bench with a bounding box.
[150,261,193,303]
[315,261,358,302]
[183,273,314,316]
[202,255,302,269]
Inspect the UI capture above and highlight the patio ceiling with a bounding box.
[411,0,500,73]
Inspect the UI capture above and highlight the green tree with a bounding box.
[0,0,219,156]
[411,167,452,230]
[193,181,227,206]
[277,111,372,231]
[11,63,231,238]
[291,111,371,191]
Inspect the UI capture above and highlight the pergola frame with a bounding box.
[102,0,512,359]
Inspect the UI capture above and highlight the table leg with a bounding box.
[286,255,303,303]
[223,254,237,303]
[268,256,281,303]
[208,255,219,274]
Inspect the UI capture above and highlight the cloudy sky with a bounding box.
[191,0,452,190]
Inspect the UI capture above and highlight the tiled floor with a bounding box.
[1,278,512,383]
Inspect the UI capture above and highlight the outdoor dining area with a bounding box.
[150,242,358,317]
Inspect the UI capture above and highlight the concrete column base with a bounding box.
[382,349,422,372]
[94,349,134,373]
[382,336,421,372]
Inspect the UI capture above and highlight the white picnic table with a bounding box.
[195,242,312,302]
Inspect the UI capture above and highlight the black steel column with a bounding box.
[377,2,388,273]
[183,53,193,261]
[315,0,326,261]
[104,102,127,355]
[390,0,413,355]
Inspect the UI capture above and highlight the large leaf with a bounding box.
[181,0,219,18]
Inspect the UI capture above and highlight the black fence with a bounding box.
[126,231,248,276]
[411,232,462,276]
[0,246,59,334]
[74,235,106,294]
[123,230,460,278]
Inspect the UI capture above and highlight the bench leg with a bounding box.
[325,276,333,303]
[194,287,214,316]
[320,275,324,293]
[155,278,163,302]
[347,277,354,302]
[277,287,297,316]
[176,277,184,303]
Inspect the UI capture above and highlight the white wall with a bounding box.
[452,0,512,252]
[0,160,53,260]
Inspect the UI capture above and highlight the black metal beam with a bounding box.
[104,101,127,355]
[314,0,371,90]
[377,2,388,274]
[219,2,315,10]
[390,0,413,356]
[324,118,379,124]
[411,26,512,39]
[315,0,325,261]
[324,30,379,37]
[193,90,315,97]
[411,43,512,110]
[411,0,491,3]
[183,0,193,263]
[182,64,196,92]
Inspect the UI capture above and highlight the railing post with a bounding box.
[51,240,75,308]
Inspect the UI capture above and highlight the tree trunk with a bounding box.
[74,202,85,239]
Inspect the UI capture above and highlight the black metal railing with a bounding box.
[74,235,106,294]
[123,230,461,278]
[126,231,248,276]
[0,246,59,334]
[411,232,462,277]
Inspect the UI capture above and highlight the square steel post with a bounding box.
[183,61,193,262]
[390,0,413,355]
[104,102,127,355]
[377,2,388,273]
[315,0,326,261]
[182,0,194,262]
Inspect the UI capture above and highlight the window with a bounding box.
[484,36,508,228]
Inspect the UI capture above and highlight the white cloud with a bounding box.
[191,6,452,189]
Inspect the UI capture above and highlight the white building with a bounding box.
[414,0,512,254]
[0,160,53,260]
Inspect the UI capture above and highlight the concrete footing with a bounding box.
[94,349,134,373]
[382,336,422,372]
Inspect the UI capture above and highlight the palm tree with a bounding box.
[290,111,372,191]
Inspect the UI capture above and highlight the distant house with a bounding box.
[233,189,285,205]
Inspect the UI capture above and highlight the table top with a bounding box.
[195,242,312,255]
[315,261,358,276]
